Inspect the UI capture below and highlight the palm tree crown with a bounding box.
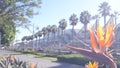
[80,11,91,25]
[69,14,78,26]
[99,2,111,27]
[59,19,67,30]
[99,2,111,17]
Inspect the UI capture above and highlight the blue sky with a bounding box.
[15,0,120,42]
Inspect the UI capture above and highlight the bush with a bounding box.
[57,54,91,66]
[0,54,37,68]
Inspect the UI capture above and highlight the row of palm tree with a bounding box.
[21,2,119,51]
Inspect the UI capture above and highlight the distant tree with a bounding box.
[46,25,52,43]
[37,31,42,44]
[59,19,67,35]
[80,11,91,42]
[92,15,100,30]
[34,33,38,50]
[69,14,78,44]
[99,2,111,27]
[113,11,120,25]
[42,27,48,45]
[22,36,26,43]
[21,36,28,50]
[51,25,58,46]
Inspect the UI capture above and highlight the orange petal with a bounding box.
[105,23,114,47]
[89,27,98,52]
[105,33,114,47]
[88,62,93,68]
[93,61,98,68]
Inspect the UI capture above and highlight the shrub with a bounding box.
[0,54,37,68]
[57,54,91,66]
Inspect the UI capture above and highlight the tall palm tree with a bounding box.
[22,36,29,50]
[69,14,78,44]
[113,11,120,25]
[28,35,33,49]
[34,33,38,50]
[46,25,52,43]
[92,15,100,30]
[80,11,91,42]
[21,36,28,50]
[42,27,48,45]
[99,2,111,27]
[37,31,42,49]
[37,31,42,44]
[59,19,67,35]
[51,25,58,46]
[21,36,26,44]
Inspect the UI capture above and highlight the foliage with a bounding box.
[99,2,111,17]
[0,0,41,26]
[59,19,67,30]
[0,23,16,46]
[57,54,91,66]
[0,55,37,68]
[0,0,41,46]
[69,14,78,26]
[80,11,91,25]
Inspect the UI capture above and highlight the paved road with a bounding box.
[0,50,84,68]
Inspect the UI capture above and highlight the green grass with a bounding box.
[57,54,90,66]
[57,54,84,58]
[35,56,57,61]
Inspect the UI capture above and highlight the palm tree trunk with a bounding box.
[115,16,117,25]
[84,24,87,43]
[36,38,38,51]
[104,16,106,28]
[54,33,56,46]
[44,35,45,46]
[38,37,40,49]
[72,25,74,45]
[58,28,60,36]
[47,34,49,44]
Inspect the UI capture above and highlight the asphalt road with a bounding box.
[0,50,84,68]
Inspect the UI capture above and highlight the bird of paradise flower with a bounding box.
[67,22,117,68]
[85,61,98,68]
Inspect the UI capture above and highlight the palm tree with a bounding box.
[92,15,100,30]
[59,19,67,35]
[37,31,42,49]
[28,35,33,49]
[113,11,120,25]
[21,36,28,50]
[42,27,48,45]
[37,31,42,44]
[21,36,26,44]
[34,33,38,50]
[46,25,52,43]
[80,11,91,42]
[69,14,78,44]
[99,2,111,27]
[51,25,58,46]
